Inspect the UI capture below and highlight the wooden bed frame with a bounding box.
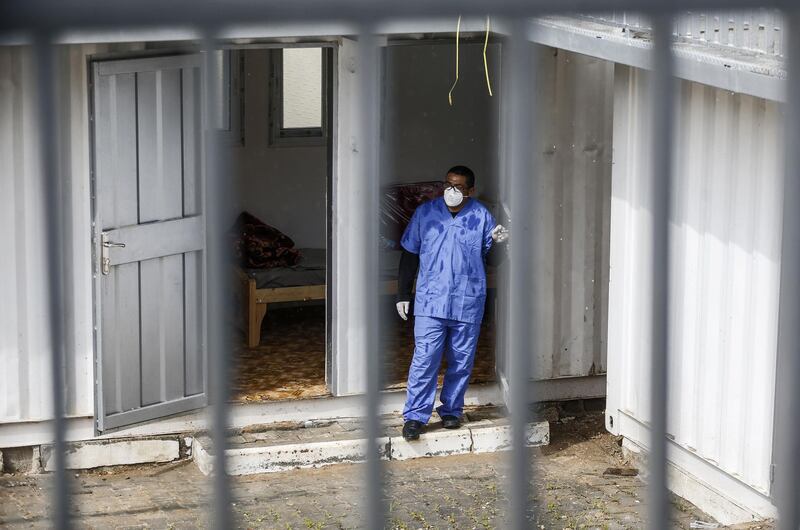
[240,270,496,348]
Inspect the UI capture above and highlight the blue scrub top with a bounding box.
[400,197,496,324]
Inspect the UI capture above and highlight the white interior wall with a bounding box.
[234,41,503,248]
[382,41,501,201]
[233,49,328,249]
[605,64,783,522]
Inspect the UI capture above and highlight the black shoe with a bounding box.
[441,415,462,429]
[402,420,424,441]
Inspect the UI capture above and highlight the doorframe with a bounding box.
[87,49,206,434]
[230,41,337,394]
[88,43,344,430]
[325,45,337,389]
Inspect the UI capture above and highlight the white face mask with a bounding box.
[444,187,464,208]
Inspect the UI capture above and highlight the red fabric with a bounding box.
[232,212,301,269]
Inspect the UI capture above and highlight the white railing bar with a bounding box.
[34,34,71,530]
[648,14,674,530]
[356,26,387,530]
[203,32,235,530]
[775,11,800,530]
[506,18,538,530]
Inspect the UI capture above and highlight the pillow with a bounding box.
[231,212,301,269]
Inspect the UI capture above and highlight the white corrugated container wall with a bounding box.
[497,46,613,385]
[606,64,783,522]
[0,43,143,425]
[0,46,53,423]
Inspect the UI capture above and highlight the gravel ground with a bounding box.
[0,413,775,529]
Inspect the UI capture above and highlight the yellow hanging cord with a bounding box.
[483,16,493,96]
[447,15,462,106]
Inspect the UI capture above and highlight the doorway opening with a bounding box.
[229,45,334,402]
[232,38,504,401]
[379,38,502,391]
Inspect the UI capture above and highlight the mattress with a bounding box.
[247,248,402,289]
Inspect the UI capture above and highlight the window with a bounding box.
[269,47,331,146]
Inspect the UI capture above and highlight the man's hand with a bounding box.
[491,224,509,243]
[396,301,410,320]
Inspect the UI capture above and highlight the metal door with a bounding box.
[92,54,206,432]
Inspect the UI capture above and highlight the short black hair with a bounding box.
[447,165,475,188]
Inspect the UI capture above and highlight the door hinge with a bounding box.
[770,463,776,484]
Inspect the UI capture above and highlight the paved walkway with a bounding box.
[0,414,774,529]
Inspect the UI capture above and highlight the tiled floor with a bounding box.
[231,304,497,402]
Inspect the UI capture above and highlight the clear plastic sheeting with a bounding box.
[379,181,444,250]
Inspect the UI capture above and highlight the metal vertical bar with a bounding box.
[775,11,800,530]
[33,36,71,530]
[355,26,386,530]
[648,15,674,530]
[203,34,234,530]
[506,19,537,530]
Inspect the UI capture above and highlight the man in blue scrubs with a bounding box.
[396,166,508,441]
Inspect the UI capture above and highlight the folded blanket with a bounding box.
[232,212,301,269]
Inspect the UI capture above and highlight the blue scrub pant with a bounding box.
[403,315,480,424]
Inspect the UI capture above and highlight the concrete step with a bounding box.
[192,406,549,476]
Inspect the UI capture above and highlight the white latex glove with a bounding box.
[396,301,410,320]
[491,224,509,243]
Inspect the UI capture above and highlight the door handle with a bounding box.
[100,233,125,275]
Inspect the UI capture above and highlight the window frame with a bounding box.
[268,46,332,147]
[213,49,246,146]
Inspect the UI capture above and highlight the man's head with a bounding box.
[445,165,476,197]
